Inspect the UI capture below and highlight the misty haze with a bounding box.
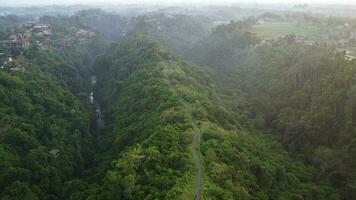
[0,1,356,200]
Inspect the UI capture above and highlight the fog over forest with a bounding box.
[0,1,356,200]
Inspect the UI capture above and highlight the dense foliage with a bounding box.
[188,20,356,199]
[236,44,356,199]
[0,49,92,200]
[83,38,198,199]
[75,38,338,199]
[0,16,106,198]
[1,9,356,200]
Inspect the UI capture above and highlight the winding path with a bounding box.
[165,60,202,200]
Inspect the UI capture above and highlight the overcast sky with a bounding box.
[0,0,355,6]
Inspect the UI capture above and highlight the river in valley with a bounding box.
[90,75,104,126]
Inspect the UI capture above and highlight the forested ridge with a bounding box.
[0,13,109,198]
[76,38,338,199]
[1,9,356,200]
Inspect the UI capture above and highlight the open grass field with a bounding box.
[252,22,320,38]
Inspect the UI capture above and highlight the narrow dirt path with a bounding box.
[165,60,202,200]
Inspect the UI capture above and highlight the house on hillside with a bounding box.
[339,38,350,46]
[303,40,314,46]
[213,21,229,27]
[0,53,6,65]
[257,19,265,24]
[0,33,30,51]
[75,29,96,38]
[33,24,52,38]
[33,24,51,31]
[49,149,61,159]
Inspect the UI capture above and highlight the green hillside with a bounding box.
[0,47,94,200]
[70,38,338,200]
[1,9,356,200]
[188,20,356,200]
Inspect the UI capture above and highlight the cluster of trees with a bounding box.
[129,14,212,57]
[81,38,197,199]
[75,9,128,41]
[0,29,11,40]
[0,16,107,198]
[0,48,92,199]
[188,19,259,70]
[235,44,356,199]
[188,19,356,199]
[0,15,25,28]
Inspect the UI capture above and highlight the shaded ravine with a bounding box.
[165,61,202,199]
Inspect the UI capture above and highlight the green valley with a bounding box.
[0,4,356,200]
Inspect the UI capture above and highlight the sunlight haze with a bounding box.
[0,0,355,6]
[1,0,356,200]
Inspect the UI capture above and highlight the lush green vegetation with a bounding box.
[188,19,356,199]
[1,9,356,200]
[0,48,93,200]
[71,38,338,199]
[81,38,197,199]
[0,17,106,198]
[235,44,356,199]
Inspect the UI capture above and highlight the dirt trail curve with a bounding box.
[165,60,202,200]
